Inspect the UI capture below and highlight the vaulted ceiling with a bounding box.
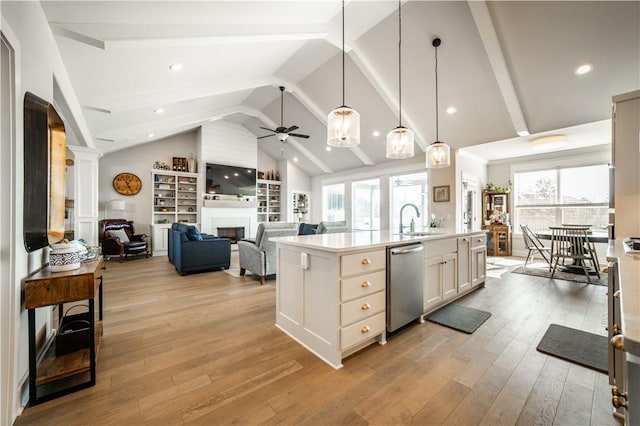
[42,1,639,175]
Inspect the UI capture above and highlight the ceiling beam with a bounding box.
[468,1,530,137]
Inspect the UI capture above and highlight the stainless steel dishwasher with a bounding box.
[387,243,425,332]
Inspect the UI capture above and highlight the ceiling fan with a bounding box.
[258,86,310,143]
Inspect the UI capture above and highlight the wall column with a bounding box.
[68,146,102,246]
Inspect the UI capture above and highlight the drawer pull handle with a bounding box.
[361,280,371,288]
[462,238,468,242]
[361,258,371,265]
[610,335,624,350]
[361,325,370,333]
[361,303,370,310]
[612,396,628,410]
[612,386,628,399]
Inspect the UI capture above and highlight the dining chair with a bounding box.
[549,226,600,282]
[520,224,551,268]
[560,224,600,268]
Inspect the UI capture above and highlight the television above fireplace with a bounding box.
[205,163,256,197]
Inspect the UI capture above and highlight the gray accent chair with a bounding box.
[237,222,299,285]
[316,220,348,234]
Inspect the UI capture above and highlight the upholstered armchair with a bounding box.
[316,220,348,234]
[98,219,150,262]
[237,222,299,284]
[169,223,231,275]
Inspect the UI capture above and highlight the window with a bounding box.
[352,179,380,230]
[322,183,345,221]
[514,164,609,231]
[390,172,428,232]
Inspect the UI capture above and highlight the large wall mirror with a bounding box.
[23,92,66,252]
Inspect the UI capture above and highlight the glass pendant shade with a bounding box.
[426,141,450,168]
[327,105,360,148]
[386,126,414,159]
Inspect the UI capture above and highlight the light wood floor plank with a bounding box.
[15,256,617,426]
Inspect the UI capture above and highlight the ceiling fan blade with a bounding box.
[289,133,310,139]
[259,126,276,133]
[257,134,275,140]
[284,125,299,133]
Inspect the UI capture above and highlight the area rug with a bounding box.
[511,265,607,286]
[426,304,492,334]
[536,324,608,373]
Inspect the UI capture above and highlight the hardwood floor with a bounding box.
[15,255,621,425]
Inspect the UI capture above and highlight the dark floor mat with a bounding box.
[426,304,491,334]
[536,324,608,373]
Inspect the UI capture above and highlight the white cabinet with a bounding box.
[457,236,471,293]
[276,245,386,369]
[423,239,458,313]
[471,234,487,287]
[257,179,281,223]
[151,170,199,255]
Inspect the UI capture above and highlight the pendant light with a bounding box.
[386,0,414,159]
[426,37,451,168]
[327,0,360,148]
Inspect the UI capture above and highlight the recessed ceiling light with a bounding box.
[373,131,380,137]
[575,64,592,75]
[446,107,457,114]
[169,62,183,71]
[293,157,299,162]
[154,108,164,114]
[147,133,154,138]
[517,130,530,137]
[325,146,332,151]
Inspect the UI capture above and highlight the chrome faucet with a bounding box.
[399,203,421,233]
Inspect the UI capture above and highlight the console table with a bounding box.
[23,256,104,405]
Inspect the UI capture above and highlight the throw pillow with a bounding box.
[186,226,203,241]
[108,228,130,243]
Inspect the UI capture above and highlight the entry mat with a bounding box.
[536,324,608,373]
[426,304,491,334]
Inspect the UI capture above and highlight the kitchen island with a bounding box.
[273,228,488,369]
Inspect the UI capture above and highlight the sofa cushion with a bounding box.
[186,226,203,241]
[298,223,318,235]
[107,228,130,243]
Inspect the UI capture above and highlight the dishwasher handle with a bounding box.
[390,245,424,255]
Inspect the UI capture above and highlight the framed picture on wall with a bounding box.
[433,185,450,202]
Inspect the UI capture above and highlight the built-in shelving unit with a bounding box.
[257,179,281,222]
[151,170,199,255]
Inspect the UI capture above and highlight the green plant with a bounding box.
[484,180,512,193]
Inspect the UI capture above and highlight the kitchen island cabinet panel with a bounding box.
[274,229,486,368]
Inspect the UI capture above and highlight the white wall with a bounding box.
[1,2,93,421]
[201,121,257,168]
[99,131,198,235]
[280,160,312,222]
[455,150,488,231]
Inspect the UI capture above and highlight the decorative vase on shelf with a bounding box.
[187,154,196,173]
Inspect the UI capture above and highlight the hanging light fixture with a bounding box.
[426,37,451,168]
[386,0,414,159]
[327,0,360,148]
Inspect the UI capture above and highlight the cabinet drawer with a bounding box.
[341,290,385,327]
[470,234,487,248]
[341,312,385,351]
[341,250,385,277]
[341,271,386,302]
[424,239,457,256]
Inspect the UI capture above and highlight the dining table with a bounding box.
[535,228,608,275]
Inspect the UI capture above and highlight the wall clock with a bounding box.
[113,172,142,196]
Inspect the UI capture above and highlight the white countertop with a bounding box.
[272,228,486,253]
[607,238,640,356]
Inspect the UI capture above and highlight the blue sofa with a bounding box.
[169,223,231,275]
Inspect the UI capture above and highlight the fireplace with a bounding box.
[217,227,245,244]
